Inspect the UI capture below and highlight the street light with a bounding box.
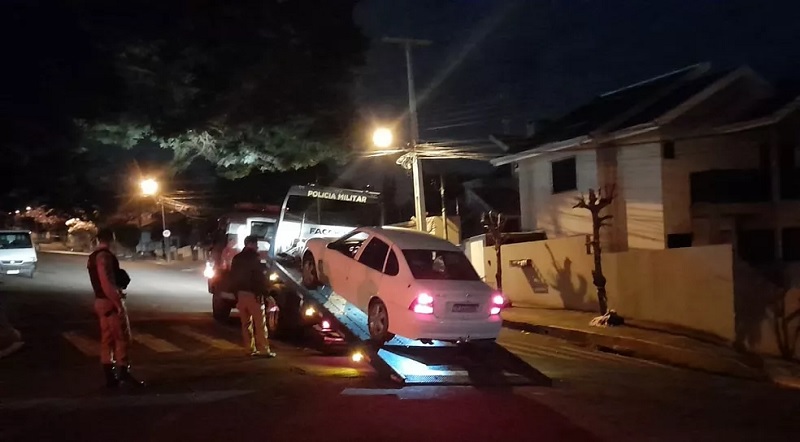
[140,178,159,197]
[372,127,393,149]
[139,178,169,262]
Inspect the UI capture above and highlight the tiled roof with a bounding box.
[505,63,716,153]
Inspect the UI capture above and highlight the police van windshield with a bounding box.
[0,232,33,249]
[283,195,381,226]
[250,221,276,240]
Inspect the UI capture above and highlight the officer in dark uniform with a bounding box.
[229,235,276,358]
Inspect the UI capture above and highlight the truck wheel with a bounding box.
[302,253,319,289]
[368,299,393,343]
[212,292,231,322]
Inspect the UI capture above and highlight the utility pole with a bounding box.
[383,37,431,233]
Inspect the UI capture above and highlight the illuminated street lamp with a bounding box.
[371,127,427,232]
[372,127,393,149]
[140,178,159,197]
[139,178,169,262]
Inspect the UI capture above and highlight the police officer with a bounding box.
[229,235,276,358]
[87,228,145,388]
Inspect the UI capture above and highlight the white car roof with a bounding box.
[359,226,461,252]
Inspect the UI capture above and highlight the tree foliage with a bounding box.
[76,0,367,176]
[1,0,367,209]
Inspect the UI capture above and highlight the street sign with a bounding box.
[162,229,172,238]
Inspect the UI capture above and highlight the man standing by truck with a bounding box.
[229,235,276,358]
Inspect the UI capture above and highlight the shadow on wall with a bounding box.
[543,243,593,311]
[733,259,800,360]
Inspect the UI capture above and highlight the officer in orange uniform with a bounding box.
[87,228,146,388]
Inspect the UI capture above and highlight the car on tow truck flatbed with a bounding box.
[301,226,506,344]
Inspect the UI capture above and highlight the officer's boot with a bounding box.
[103,364,119,388]
[117,365,146,387]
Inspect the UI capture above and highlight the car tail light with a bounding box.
[490,293,505,315]
[321,320,331,330]
[409,293,434,315]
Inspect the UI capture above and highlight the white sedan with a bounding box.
[301,226,505,343]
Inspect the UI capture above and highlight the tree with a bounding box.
[1,0,367,209]
[76,0,367,177]
[15,206,67,232]
[482,211,508,292]
[573,185,623,326]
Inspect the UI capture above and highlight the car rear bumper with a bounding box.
[393,312,503,342]
[0,261,36,275]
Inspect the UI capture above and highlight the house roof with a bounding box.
[498,63,712,155]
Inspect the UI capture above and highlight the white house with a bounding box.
[491,63,800,262]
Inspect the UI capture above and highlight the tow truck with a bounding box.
[260,185,551,386]
[206,186,551,386]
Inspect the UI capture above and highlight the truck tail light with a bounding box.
[409,293,434,315]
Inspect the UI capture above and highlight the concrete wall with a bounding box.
[463,234,486,281]
[483,235,597,310]
[517,150,599,236]
[480,236,737,341]
[732,260,800,359]
[604,244,736,341]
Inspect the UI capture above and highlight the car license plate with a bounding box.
[6,270,20,275]
[452,303,478,313]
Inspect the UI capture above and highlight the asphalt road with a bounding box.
[1,252,799,441]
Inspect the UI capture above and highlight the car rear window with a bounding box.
[0,232,33,249]
[402,250,481,281]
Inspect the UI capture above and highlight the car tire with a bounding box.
[212,292,231,322]
[368,298,393,343]
[301,253,319,289]
[23,270,35,279]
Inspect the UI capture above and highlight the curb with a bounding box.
[39,250,91,256]
[502,319,768,381]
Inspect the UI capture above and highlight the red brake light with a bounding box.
[491,293,505,315]
[410,293,434,314]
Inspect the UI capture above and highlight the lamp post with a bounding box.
[383,37,431,233]
[140,178,169,262]
[372,127,427,233]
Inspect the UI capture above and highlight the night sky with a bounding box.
[354,0,800,140]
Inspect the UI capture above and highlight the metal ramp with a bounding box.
[272,261,551,387]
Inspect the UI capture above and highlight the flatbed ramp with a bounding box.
[272,261,551,387]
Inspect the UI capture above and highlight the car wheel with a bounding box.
[368,299,392,343]
[212,292,231,322]
[301,253,319,289]
[23,270,35,279]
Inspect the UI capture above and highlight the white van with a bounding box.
[0,230,37,278]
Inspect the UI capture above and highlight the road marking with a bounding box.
[502,340,678,370]
[132,332,182,353]
[502,342,580,361]
[171,326,240,351]
[0,390,255,411]
[61,331,100,356]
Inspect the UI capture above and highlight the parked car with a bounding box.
[0,230,37,278]
[302,227,506,343]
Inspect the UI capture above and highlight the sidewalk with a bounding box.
[501,306,800,388]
